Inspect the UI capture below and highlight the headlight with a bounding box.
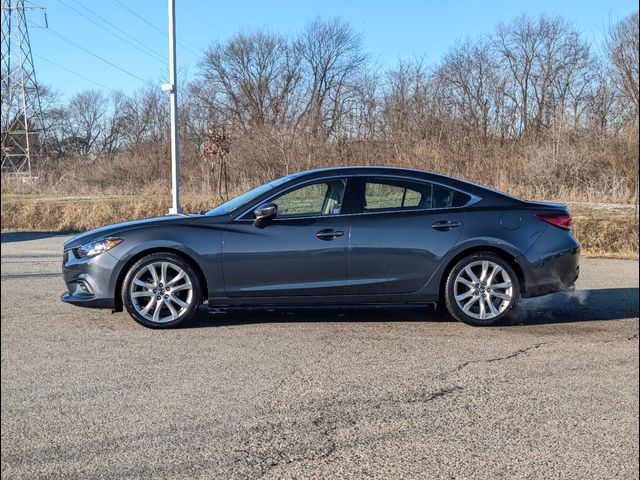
[77,237,124,258]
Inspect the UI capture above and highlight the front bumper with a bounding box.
[61,248,120,309]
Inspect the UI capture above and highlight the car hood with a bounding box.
[63,213,222,249]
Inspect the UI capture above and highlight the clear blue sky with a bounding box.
[24,0,638,100]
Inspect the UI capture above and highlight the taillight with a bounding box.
[535,212,573,230]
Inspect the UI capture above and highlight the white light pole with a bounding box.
[163,0,181,214]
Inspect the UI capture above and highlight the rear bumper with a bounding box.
[522,246,580,298]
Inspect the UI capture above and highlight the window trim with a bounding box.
[233,174,480,222]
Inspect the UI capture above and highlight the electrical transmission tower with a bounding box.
[1,0,47,180]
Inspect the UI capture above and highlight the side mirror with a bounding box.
[254,203,277,226]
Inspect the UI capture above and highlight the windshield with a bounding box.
[207,175,295,215]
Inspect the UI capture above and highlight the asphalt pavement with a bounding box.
[1,232,638,479]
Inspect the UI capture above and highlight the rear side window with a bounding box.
[362,178,471,212]
[364,181,426,210]
[433,185,471,208]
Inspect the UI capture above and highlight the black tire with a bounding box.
[444,252,520,326]
[122,252,202,328]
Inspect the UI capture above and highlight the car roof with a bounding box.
[291,166,516,202]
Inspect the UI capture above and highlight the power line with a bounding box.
[32,24,147,83]
[176,2,210,28]
[56,0,166,64]
[111,0,165,36]
[66,0,166,63]
[34,53,117,92]
[110,0,202,59]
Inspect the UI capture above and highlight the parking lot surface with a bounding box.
[1,232,638,479]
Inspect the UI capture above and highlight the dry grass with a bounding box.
[1,194,637,259]
[569,203,639,259]
[0,194,217,233]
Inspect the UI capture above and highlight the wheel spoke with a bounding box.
[165,299,179,319]
[171,282,192,293]
[492,282,512,289]
[464,266,480,284]
[456,277,475,288]
[492,291,511,301]
[131,291,154,298]
[462,296,478,313]
[152,299,163,322]
[480,261,489,281]
[141,298,155,315]
[147,265,159,285]
[478,298,486,319]
[486,296,499,316]
[161,262,168,285]
[487,265,502,285]
[170,295,189,309]
[456,290,474,302]
[166,270,185,287]
[133,279,153,288]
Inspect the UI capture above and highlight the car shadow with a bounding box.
[183,287,639,328]
[0,231,75,244]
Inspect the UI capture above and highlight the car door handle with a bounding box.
[432,220,461,231]
[316,229,344,240]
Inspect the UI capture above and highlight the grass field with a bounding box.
[1,194,638,259]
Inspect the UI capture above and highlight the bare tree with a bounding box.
[437,38,504,139]
[492,15,591,138]
[607,11,640,124]
[382,59,433,139]
[296,17,367,138]
[201,31,302,131]
[118,84,170,146]
[62,90,108,157]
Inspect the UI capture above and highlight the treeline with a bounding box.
[14,12,640,201]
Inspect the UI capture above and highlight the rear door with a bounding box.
[348,177,468,294]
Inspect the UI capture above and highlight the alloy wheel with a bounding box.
[129,261,194,323]
[453,260,513,321]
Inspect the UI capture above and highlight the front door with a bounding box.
[222,178,351,297]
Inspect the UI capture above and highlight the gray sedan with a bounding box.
[61,167,580,327]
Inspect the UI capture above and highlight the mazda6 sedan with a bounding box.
[61,167,580,327]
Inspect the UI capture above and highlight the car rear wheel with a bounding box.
[122,253,201,328]
[444,253,520,326]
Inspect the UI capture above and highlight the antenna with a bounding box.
[1,0,47,181]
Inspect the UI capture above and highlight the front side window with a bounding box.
[272,179,347,218]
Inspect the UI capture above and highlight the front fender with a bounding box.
[107,224,224,299]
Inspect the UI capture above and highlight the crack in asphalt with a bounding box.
[235,417,338,479]
[242,343,554,476]
[405,385,463,404]
[455,342,547,372]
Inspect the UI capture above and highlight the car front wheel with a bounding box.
[122,253,201,328]
[444,253,520,326]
